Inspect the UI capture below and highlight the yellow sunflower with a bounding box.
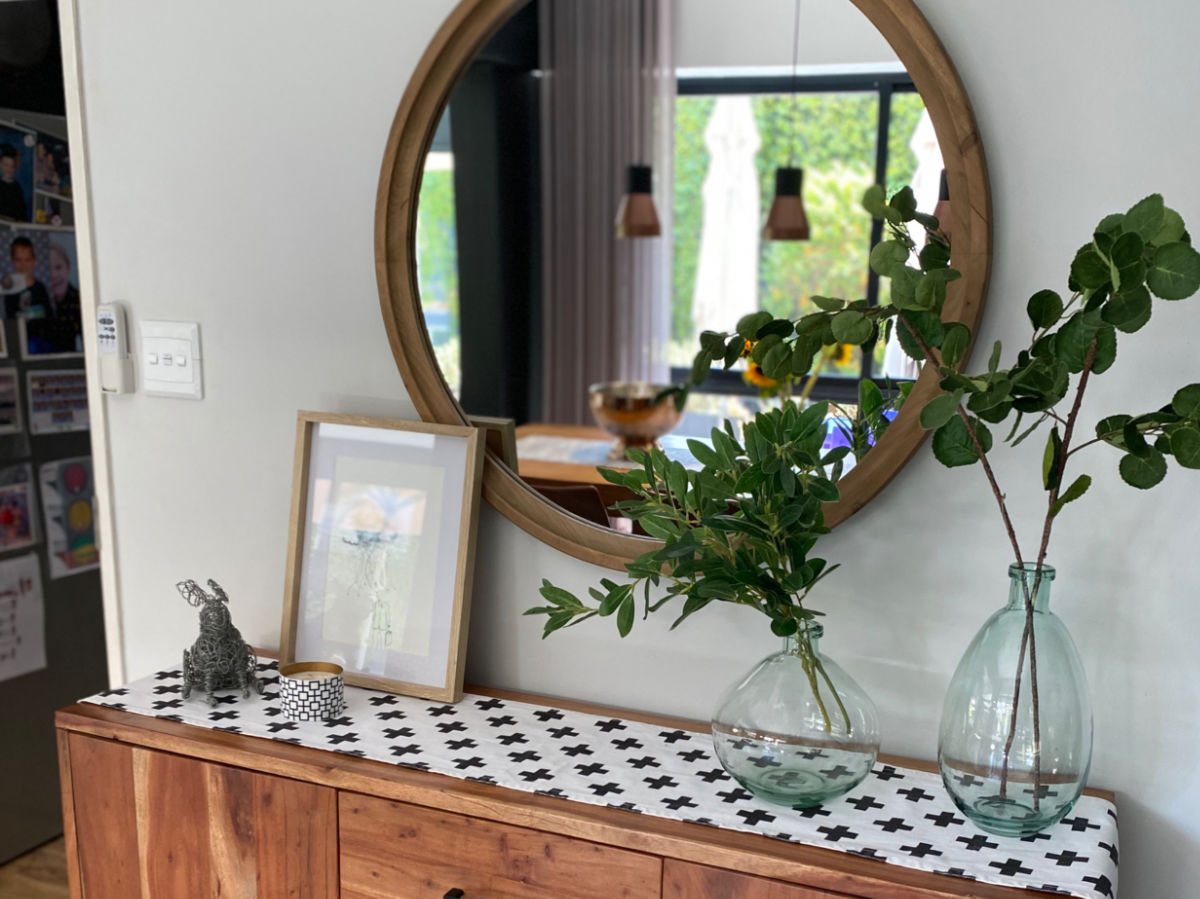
[828,343,853,366]
[743,363,778,390]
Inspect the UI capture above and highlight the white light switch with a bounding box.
[139,321,203,399]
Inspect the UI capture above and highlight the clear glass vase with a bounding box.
[711,623,880,807]
[939,564,1093,836]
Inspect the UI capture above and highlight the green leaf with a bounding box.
[1108,231,1145,291]
[736,311,774,339]
[539,582,579,608]
[914,273,947,311]
[1095,414,1133,447]
[1042,426,1062,490]
[762,342,792,380]
[1101,286,1152,333]
[689,349,714,385]
[987,340,1003,376]
[1070,244,1111,290]
[918,240,950,272]
[723,336,745,369]
[686,438,721,469]
[770,617,799,637]
[919,391,963,430]
[891,186,917,220]
[830,310,874,345]
[1153,207,1186,245]
[1027,289,1064,330]
[1092,325,1117,375]
[1050,474,1092,517]
[862,184,887,218]
[870,240,910,277]
[1125,194,1165,243]
[1147,242,1200,299]
[749,333,782,364]
[894,310,944,362]
[932,415,992,467]
[616,593,635,636]
[1170,426,1200,469]
[940,322,971,367]
[811,295,845,313]
[1055,312,1101,373]
[1172,384,1200,419]
[598,585,631,617]
[1119,449,1168,489]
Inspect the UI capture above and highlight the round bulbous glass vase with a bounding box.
[711,624,880,808]
[938,564,1093,837]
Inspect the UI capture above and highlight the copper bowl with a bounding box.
[588,381,682,460]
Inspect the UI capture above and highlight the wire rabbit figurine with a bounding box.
[177,578,262,706]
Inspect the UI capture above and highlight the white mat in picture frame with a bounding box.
[278,412,485,703]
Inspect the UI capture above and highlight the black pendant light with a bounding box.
[764,0,810,242]
[615,12,661,239]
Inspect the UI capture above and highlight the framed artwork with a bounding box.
[0,367,19,433]
[0,464,38,553]
[0,123,35,225]
[40,456,98,578]
[468,414,518,469]
[279,412,485,701]
[15,230,83,357]
[26,369,88,433]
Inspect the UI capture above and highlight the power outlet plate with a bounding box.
[139,320,203,399]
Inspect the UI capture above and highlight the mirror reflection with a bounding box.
[415,0,946,529]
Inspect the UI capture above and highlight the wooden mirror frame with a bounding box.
[376,0,990,570]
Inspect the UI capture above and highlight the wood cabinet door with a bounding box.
[63,732,337,899]
[664,859,857,899]
[340,792,662,898]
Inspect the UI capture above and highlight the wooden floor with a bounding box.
[0,838,69,898]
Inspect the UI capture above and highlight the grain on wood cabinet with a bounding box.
[65,733,337,898]
[339,792,661,898]
[665,859,860,898]
[66,733,141,898]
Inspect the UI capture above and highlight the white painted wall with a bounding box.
[72,0,1200,894]
[677,0,898,70]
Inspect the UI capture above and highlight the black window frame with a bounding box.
[670,71,919,405]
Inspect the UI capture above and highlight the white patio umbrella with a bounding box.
[691,96,762,338]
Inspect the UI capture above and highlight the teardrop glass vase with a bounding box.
[938,564,1093,836]
[711,624,880,807]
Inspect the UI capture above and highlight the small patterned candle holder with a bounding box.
[278,661,345,721]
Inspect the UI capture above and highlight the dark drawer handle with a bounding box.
[444,890,465,898]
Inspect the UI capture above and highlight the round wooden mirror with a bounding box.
[377,0,990,570]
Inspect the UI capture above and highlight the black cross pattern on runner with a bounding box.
[322,716,352,728]
[155,670,182,679]
[644,775,678,790]
[451,756,484,770]
[819,764,853,779]
[849,848,886,861]
[1045,850,1088,867]
[389,743,422,757]
[1098,840,1118,864]
[873,817,913,833]
[207,710,238,721]
[473,698,504,710]
[508,750,540,763]
[446,738,477,751]
[659,730,691,743]
[939,868,976,881]
[518,768,553,782]
[426,704,456,717]
[532,709,563,722]
[717,787,752,804]
[215,726,242,734]
[676,749,707,763]
[327,733,359,745]
[696,768,729,783]
[436,721,467,734]
[575,763,608,777]
[487,715,517,727]
[627,756,660,769]
[750,755,782,768]
[736,808,775,826]
[367,694,398,706]
[847,795,884,812]
[872,765,903,781]
[608,801,640,812]
[594,718,625,732]
[267,721,297,733]
[797,748,828,760]
[383,727,415,739]
[817,825,857,842]
[1022,783,1058,799]
[1060,816,1101,833]
[547,726,579,739]
[793,806,831,819]
[560,743,593,757]
[153,684,181,695]
[588,782,623,797]
[152,699,183,711]
[661,796,698,811]
[335,749,366,758]
[924,811,965,828]
[536,787,567,798]
[376,710,406,721]
[612,737,643,751]
[900,842,942,858]
[956,834,999,852]
[952,772,984,787]
[466,775,496,785]
[988,858,1033,877]
[1020,832,1052,843]
[897,787,935,803]
[496,733,527,746]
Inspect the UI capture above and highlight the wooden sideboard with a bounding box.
[56,691,1111,898]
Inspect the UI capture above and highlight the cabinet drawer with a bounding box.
[340,793,662,898]
[664,859,853,899]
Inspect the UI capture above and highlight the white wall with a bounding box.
[677,0,898,71]
[73,1,1200,894]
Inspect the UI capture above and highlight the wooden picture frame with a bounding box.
[467,414,518,469]
[279,411,484,702]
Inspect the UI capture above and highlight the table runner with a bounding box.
[83,662,1117,898]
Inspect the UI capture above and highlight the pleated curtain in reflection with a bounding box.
[539,0,675,425]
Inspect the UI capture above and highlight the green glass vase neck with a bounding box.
[1006,563,1055,611]
[784,622,824,654]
